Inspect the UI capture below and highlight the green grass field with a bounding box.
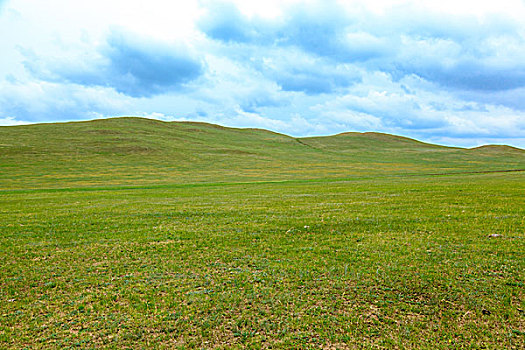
[1,118,524,348]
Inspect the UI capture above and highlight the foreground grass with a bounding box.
[1,173,524,348]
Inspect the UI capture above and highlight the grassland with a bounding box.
[1,117,524,348]
[1,117,523,189]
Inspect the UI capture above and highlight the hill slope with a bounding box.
[0,117,523,189]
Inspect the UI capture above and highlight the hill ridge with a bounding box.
[1,116,523,190]
[470,144,524,152]
[2,116,523,151]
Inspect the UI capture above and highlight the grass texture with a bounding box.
[0,117,524,348]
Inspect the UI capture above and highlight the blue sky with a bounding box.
[1,0,524,147]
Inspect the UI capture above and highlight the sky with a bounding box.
[1,0,525,148]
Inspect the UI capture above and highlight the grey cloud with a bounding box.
[0,81,128,123]
[198,2,262,43]
[102,31,204,97]
[199,1,390,62]
[276,5,354,60]
[457,87,525,111]
[389,33,525,92]
[199,1,525,94]
[408,62,525,91]
[336,98,447,130]
[275,67,359,95]
[239,94,287,113]
[22,30,204,98]
[245,48,362,95]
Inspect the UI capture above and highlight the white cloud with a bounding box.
[0,116,31,126]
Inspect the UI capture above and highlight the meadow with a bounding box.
[1,118,524,348]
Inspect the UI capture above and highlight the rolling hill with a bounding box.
[0,117,523,189]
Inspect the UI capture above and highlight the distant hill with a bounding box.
[0,117,523,189]
[470,145,524,153]
[298,131,450,152]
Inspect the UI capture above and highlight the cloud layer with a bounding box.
[0,0,524,147]
[23,30,204,98]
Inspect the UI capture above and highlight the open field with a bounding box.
[1,118,524,348]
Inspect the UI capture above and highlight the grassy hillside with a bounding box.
[0,117,523,189]
[1,117,524,348]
